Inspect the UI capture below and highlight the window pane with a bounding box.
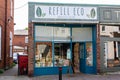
[35,26,53,41]
[35,43,53,67]
[86,42,93,66]
[54,43,70,66]
[10,31,12,57]
[72,28,92,41]
[102,26,105,32]
[53,27,70,41]
[35,26,70,41]
[25,36,28,43]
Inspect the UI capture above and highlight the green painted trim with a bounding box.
[28,2,120,7]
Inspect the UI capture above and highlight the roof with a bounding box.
[14,30,28,35]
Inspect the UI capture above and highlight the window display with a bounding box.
[86,42,93,66]
[35,43,52,67]
[54,43,70,66]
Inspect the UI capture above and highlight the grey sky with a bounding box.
[14,0,120,30]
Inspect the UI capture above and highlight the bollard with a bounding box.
[59,66,62,80]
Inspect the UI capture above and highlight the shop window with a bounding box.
[61,28,65,33]
[54,43,70,66]
[35,43,52,67]
[53,27,70,41]
[86,42,93,66]
[35,26,70,41]
[0,26,1,60]
[35,26,53,41]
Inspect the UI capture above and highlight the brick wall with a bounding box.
[13,35,28,54]
[28,22,34,76]
[6,0,14,69]
[0,0,5,69]
[14,35,25,46]
[0,0,14,69]
[96,24,100,73]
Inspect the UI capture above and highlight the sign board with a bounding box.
[28,3,98,22]
[99,7,120,23]
[35,5,97,20]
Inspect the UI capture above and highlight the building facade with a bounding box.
[0,0,14,69]
[28,2,99,76]
[13,30,28,54]
[28,2,120,76]
[100,25,120,70]
[98,6,120,72]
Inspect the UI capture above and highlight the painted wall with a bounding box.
[100,25,120,37]
[107,41,114,59]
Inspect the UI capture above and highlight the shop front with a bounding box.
[33,24,97,75]
[99,7,120,73]
[28,2,98,76]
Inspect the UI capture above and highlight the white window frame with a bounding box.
[10,31,12,57]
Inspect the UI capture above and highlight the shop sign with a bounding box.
[35,5,97,20]
[99,7,120,23]
[13,49,24,52]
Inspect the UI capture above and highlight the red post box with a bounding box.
[18,54,28,75]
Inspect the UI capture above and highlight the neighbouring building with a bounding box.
[13,30,28,54]
[100,25,120,72]
[0,0,14,69]
[28,2,120,76]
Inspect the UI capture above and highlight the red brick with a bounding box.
[0,0,14,69]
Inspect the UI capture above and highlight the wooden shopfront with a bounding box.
[28,2,98,76]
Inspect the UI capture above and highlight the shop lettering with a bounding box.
[49,7,84,16]
[114,11,120,19]
[35,5,97,19]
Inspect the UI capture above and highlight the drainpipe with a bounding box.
[4,0,7,70]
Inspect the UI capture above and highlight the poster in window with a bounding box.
[67,48,71,59]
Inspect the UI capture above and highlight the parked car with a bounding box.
[13,53,18,64]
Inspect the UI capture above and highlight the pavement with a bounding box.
[0,64,18,76]
[0,65,120,80]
